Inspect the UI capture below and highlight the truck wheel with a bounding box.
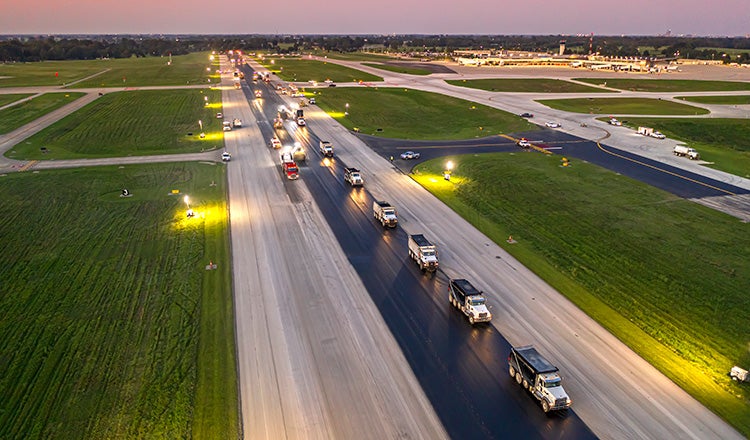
[542,400,550,413]
[523,379,529,389]
[515,373,522,385]
[469,316,475,325]
[509,366,516,378]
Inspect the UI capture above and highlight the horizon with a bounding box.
[2,0,748,36]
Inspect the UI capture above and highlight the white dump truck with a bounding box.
[408,234,438,272]
[319,140,334,157]
[448,278,492,324]
[673,145,700,160]
[372,200,398,228]
[508,345,572,413]
[344,167,363,186]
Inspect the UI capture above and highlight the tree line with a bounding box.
[1,35,748,63]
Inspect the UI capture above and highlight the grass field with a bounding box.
[0,93,33,107]
[621,117,750,177]
[69,52,213,88]
[677,95,750,105]
[0,92,85,135]
[361,62,432,75]
[538,97,709,115]
[314,87,537,139]
[0,162,238,439]
[256,57,382,83]
[5,89,223,160]
[446,78,612,93]
[0,60,107,88]
[575,78,750,92]
[0,52,212,88]
[412,153,750,436]
[311,51,401,62]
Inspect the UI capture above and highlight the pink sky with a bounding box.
[1,0,748,36]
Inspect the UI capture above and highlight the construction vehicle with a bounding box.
[448,278,492,324]
[673,145,700,160]
[344,167,364,186]
[508,346,572,413]
[319,141,334,157]
[372,201,398,228]
[408,234,438,272]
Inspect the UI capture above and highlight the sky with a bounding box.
[1,0,748,36]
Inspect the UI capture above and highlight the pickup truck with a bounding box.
[344,167,363,186]
[373,200,398,228]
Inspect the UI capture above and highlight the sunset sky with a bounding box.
[1,0,748,36]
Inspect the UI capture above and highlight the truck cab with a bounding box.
[344,167,363,186]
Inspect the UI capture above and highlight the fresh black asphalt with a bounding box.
[241,68,598,440]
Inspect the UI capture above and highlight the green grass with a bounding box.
[0,93,33,107]
[575,78,750,92]
[311,51,401,62]
[677,95,750,105]
[256,57,382,83]
[622,118,750,177]
[538,97,709,115]
[412,153,750,436]
[0,52,213,88]
[70,52,214,88]
[5,89,224,160]
[0,162,238,439]
[0,60,109,87]
[446,78,612,93]
[313,87,537,139]
[0,92,85,135]
[361,62,432,75]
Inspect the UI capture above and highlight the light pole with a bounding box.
[345,103,349,116]
[444,161,454,181]
[184,195,194,217]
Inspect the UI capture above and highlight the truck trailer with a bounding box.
[408,234,438,272]
[508,346,572,413]
[448,279,492,324]
[372,201,398,228]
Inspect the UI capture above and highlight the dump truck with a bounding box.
[282,161,299,180]
[408,234,438,272]
[673,145,700,160]
[508,346,572,413]
[448,278,492,324]
[344,167,363,186]
[319,140,334,157]
[372,201,398,228]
